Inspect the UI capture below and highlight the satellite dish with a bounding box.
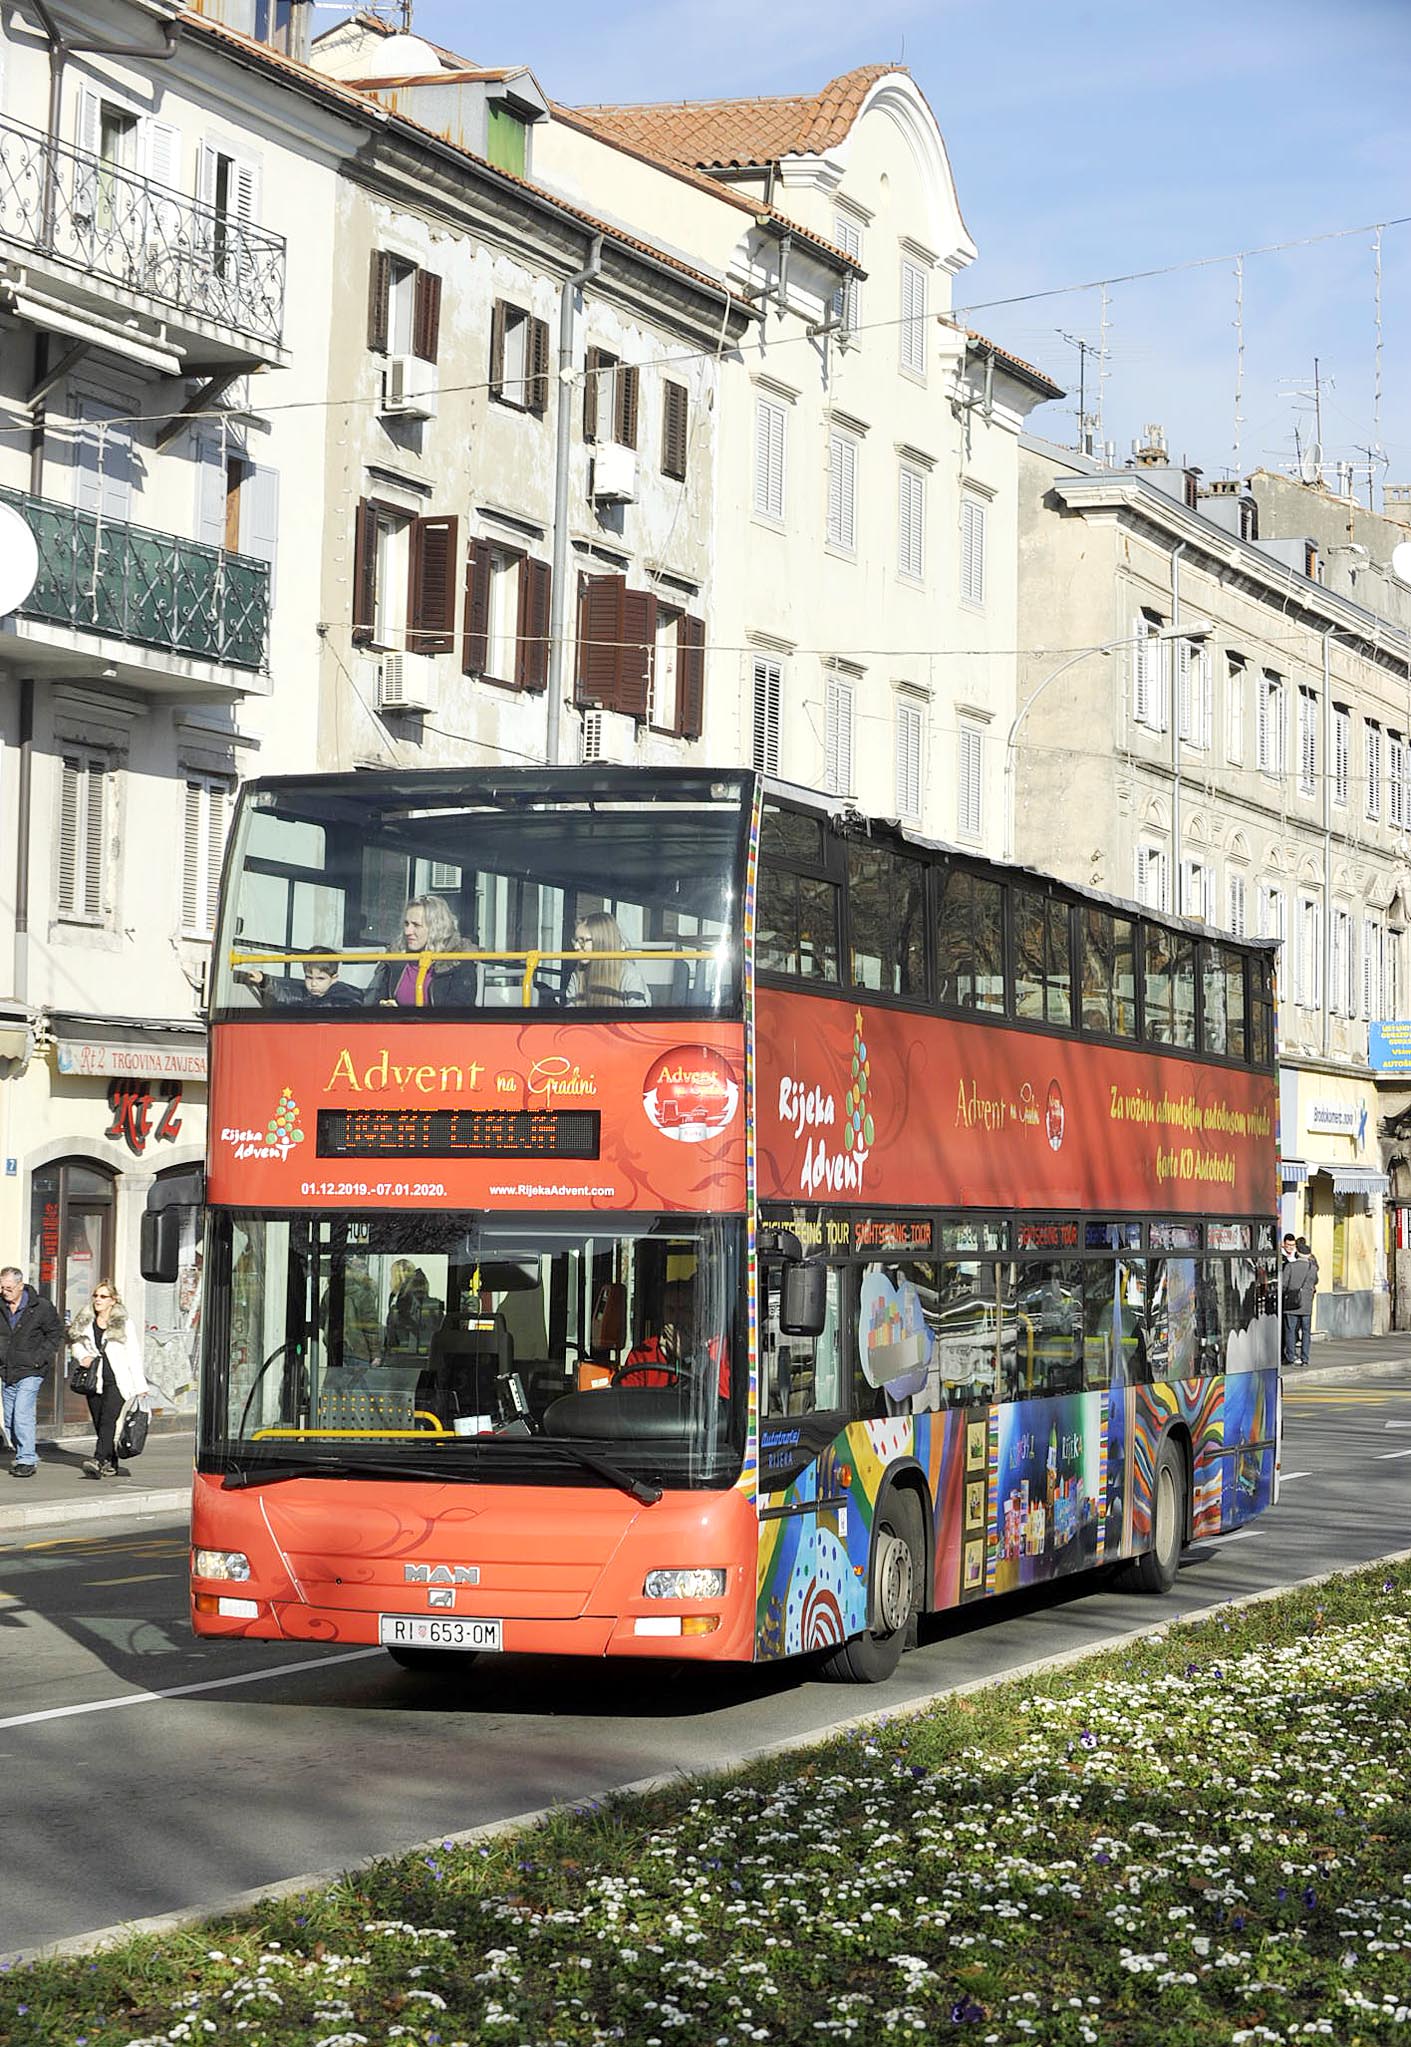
[1297,440,1323,486]
[1392,541,1411,586]
[0,501,39,617]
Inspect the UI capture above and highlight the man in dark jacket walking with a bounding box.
[0,1265,63,1476]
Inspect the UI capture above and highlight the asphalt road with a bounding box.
[2,1364,1408,1960]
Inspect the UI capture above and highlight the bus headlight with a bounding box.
[193,1547,251,1582]
[643,1567,727,1600]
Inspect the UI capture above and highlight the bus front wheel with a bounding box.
[1127,1439,1188,1594]
[820,1489,923,1684]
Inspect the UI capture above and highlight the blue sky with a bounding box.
[409,0,1410,501]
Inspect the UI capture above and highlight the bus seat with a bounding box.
[416,1313,512,1426]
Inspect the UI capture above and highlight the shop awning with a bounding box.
[1331,1166,1389,1197]
[1279,1160,1310,1184]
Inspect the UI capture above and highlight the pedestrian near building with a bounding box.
[1283,1240,1318,1369]
[69,1280,148,1479]
[0,1265,64,1477]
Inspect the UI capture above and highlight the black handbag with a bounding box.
[69,1354,100,1396]
[116,1399,149,1460]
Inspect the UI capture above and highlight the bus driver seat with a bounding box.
[416,1312,512,1430]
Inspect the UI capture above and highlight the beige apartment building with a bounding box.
[1015,431,1411,1335]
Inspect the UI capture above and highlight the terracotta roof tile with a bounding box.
[571,64,902,171]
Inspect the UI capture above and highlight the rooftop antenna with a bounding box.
[1231,253,1245,478]
[1059,323,1109,456]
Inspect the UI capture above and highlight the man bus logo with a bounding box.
[643,1045,739,1142]
[404,1563,480,1585]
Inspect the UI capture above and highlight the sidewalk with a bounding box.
[0,1426,194,1535]
[1,1337,1408,1539]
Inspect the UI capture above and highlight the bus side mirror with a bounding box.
[140,1208,182,1285]
[779,1260,826,1338]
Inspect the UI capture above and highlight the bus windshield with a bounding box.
[207,1210,744,1489]
[212,769,748,1017]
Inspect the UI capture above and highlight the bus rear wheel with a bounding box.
[386,1647,479,1674]
[820,1489,923,1684]
[1127,1438,1187,1594]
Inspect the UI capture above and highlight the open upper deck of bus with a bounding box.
[212,765,1275,1071]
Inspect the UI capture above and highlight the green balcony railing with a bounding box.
[0,488,270,671]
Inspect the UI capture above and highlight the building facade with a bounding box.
[1015,432,1411,1335]
[0,0,368,1423]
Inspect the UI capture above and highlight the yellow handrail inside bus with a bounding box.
[230,946,717,1008]
[252,1412,455,1439]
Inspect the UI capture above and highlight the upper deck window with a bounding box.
[847,843,927,998]
[936,868,1005,1014]
[214,773,747,1019]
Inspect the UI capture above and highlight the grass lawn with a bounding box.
[4,1558,1409,2046]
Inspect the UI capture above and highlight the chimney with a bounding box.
[1132,423,1168,467]
[1384,483,1411,530]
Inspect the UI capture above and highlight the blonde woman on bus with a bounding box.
[566,911,651,1009]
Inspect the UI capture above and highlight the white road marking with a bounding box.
[1279,1470,1312,1481]
[1190,1528,1262,1548]
[0,1648,382,1732]
[1377,1448,1411,1460]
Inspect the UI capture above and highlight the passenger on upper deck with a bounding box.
[566,911,650,1010]
[241,946,362,1009]
[366,895,480,1008]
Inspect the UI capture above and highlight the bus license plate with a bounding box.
[379,1614,502,1652]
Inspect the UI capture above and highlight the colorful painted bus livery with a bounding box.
[168,768,1280,1684]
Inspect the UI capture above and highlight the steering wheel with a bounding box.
[611,1361,681,1388]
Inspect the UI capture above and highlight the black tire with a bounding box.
[385,1647,478,1674]
[819,1487,924,1683]
[1128,1437,1188,1594]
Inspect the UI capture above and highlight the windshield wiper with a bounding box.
[547,1439,662,1505]
[221,1456,485,1488]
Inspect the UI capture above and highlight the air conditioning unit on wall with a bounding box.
[378,650,437,713]
[580,706,635,763]
[591,443,637,502]
[381,355,438,419]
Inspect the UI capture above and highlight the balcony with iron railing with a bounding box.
[0,115,287,361]
[0,486,270,687]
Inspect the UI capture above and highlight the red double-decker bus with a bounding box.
[163,768,1280,1682]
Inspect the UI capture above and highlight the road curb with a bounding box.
[8,1541,1411,1972]
[0,1488,191,1536]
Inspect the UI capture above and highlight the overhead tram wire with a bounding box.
[0,212,1403,447]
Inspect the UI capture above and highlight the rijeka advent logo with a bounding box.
[642,1045,739,1142]
[777,1010,873,1194]
[220,1084,305,1161]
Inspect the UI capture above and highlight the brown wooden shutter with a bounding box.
[576,573,625,706]
[516,558,551,692]
[527,316,551,417]
[489,300,507,401]
[583,347,604,442]
[463,538,492,675]
[618,586,656,719]
[407,514,458,654]
[367,250,391,352]
[677,614,705,738]
[615,363,640,450]
[662,380,688,480]
[412,268,442,363]
[352,497,377,643]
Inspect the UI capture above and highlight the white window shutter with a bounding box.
[898,467,924,579]
[58,758,80,914]
[958,724,982,840]
[241,464,280,587]
[84,768,104,918]
[1133,628,1151,727]
[828,433,856,551]
[753,399,784,520]
[895,700,922,820]
[752,658,781,776]
[825,677,853,795]
[195,434,227,549]
[1227,870,1246,938]
[961,497,986,605]
[182,782,203,931]
[899,259,927,374]
[141,117,180,189]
